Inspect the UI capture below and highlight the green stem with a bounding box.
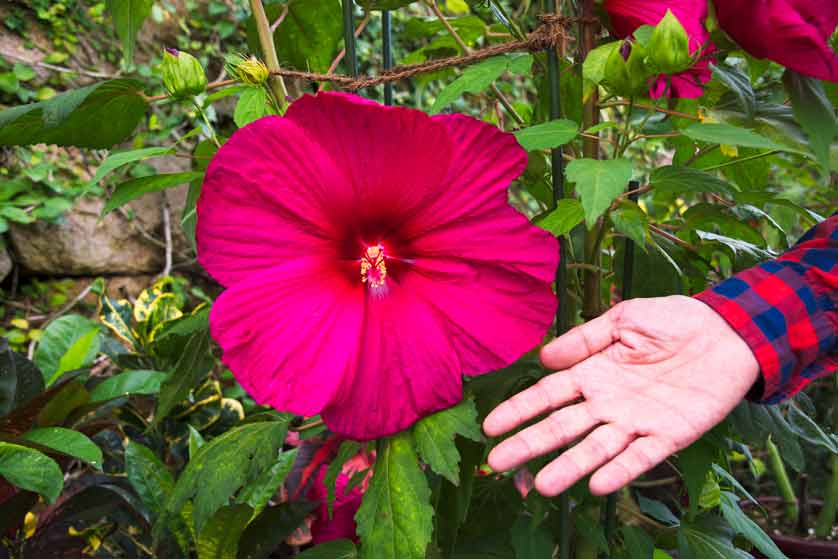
[250,0,289,113]
[767,436,799,526]
[580,0,600,321]
[193,102,220,148]
[815,379,838,538]
[699,150,780,172]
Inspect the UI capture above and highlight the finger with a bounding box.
[540,304,622,370]
[533,424,632,497]
[487,403,598,472]
[588,436,675,496]
[483,372,579,438]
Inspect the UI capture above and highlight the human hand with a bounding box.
[484,295,760,497]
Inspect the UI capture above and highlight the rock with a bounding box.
[0,245,11,283]
[8,195,165,276]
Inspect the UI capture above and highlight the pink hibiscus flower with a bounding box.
[306,451,373,544]
[196,92,558,441]
[714,0,838,82]
[605,0,715,98]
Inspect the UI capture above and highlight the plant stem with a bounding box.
[815,378,838,538]
[699,150,780,172]
[580,0,600,321]
[767,436,799,527]
[250,0,289,113]
[599,100,701,121]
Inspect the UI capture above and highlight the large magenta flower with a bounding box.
[714,0,838,82]
[197,92,558,440]
[605,0,714,98]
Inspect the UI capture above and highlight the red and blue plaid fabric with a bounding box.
[695,215,838,403]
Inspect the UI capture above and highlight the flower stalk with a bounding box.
[766,436,799,526]
[250,0,289,113]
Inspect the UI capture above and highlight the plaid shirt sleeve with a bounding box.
[694,215,838,404]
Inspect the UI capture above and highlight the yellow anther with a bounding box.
[360,245,387,287]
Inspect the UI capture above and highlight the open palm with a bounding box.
[484,295,760,496]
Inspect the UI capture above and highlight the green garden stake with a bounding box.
[342,0,359,77]
[383,10,393,106]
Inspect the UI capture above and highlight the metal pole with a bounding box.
[342,0,359,77]
[382,10,393,105]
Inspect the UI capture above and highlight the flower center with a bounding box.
[360,245,387,287]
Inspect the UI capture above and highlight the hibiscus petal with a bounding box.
[210,257,364,416]
[322,280,463,440]
[715,0,838,82]
[406,255,557,376]
[284,92,455,231]
[197,116,351,287]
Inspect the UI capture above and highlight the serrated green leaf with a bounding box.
[535,199,585,236]
[509,514,554,559]
[162,419,290,534]
[153,330,214,425]
[88,147,175,189]
[20,427,102,469]
[103,171,203,216]
[431,56,512,114]
[683,123,788,151]
[89,370,166,402]
[297,539,358,559]
[566,158,633,228]
[196,504,253,559]
[677,517,744,559]
[414,396,482,484]
[711,63,755,120]
[651,166,736,195]
[719,492,787,559]
[678,439,717,520]
[514,119,578,151]
[783,70,837,177]
[0,442,63,502]
[0,80,148,149]
[356,433,433,559]
[612,201,648,249]
[34,315,100,386]
[236,449,298,518]
[234,87,270,128]
[106,0,153,64]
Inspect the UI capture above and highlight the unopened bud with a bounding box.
[160,48,207,98]
[226,54,270,86]
[646,10,694,75]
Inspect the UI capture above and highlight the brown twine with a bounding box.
[271,14,598,91]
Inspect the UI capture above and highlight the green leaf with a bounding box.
[196,504,253,559]
[582,41,621,87]
[234,87,270,128]
[357,0,415,9]
[783,70,837,176]
[106,0,153,64]
[678,439,717,519]
[20,427,102,469]
[236,449,298,518]
[125,441,175,519]
[34,315,100,386]
[651,166,736,195]
[325,441,362,517]
[238,502,317,559]
[356,433,433,559]
[677,517,743,559]
[0,442,63,502]
[683,123,788,151]
[719,492,788,559]
[695,231,775,261]
[249,0,341,74]
[89,369,166,402]
[566,158,633,228]
[787,403,838,453]
[297,539,358,559]
[103,171,203,216]
[13,63,36,82]
[638,496,679,526]
[153,330,214,425]
[87,147,175,189]
[414,396,482,484]
[711,63,755,120]
[535,199,585,236]
[509,515,554,559]
[431,55,516,114]
[162,419,291,533]
[611,201,648,249]
[514,119,578,151]
[0,80,148,149]
[0,340,44,417]
[189,425,206,458]
[622,526,655,559]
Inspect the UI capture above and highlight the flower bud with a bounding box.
[160,48,207,98]
[226,54,270,86]
[646,10,694,75]
[603,40,651,97]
